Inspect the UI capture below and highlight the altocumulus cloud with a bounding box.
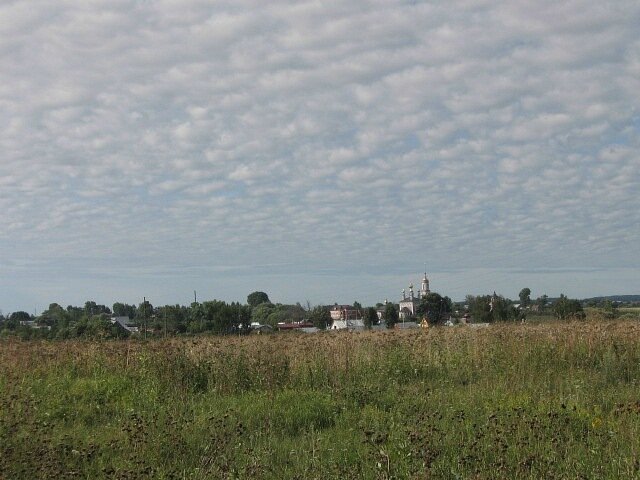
[0,0,639,311]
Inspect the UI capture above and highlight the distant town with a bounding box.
[1,272,639,340]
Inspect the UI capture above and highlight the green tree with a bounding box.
[194,300,249,334]
[282,304,306,323]
[535,294,548,311]
[443,296,453,314]
[202,300,230,333]
[363,307,378,328]
[417,292,450,324]
[251,302,277,325]
[112,302,137,319]
[466,295,492,323]
[189,301,205,330]
[601,299,618,319]
[231,303,252,333]
[138,300,154,337]
[309,306,331,330]
[155,305,189,334]
[252,303,306,327]
[552,294,584,320]
[384,303,398,329]
[247,291,270,308]
[6,311,31,330]
[9,311,32,323]
[266,309,290,326]
[38,303,69,332]
[519,288,531,307]
[490,294,514,322]
[84,301,111,317]
[73,314,128,339]
[66,305,84,322]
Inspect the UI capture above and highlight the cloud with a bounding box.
[0,0,639,311]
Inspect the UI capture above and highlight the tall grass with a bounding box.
[1,319,640,478]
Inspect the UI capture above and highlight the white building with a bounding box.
[328,304,365,330]
[398,273,430,320]
[329,318,365,330]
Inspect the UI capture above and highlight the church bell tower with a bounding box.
[420,271,430,298]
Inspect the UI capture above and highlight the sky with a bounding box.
[1,0,639,314]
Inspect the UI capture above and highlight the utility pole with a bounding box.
[143,296,147,340]
[194,290,197,304]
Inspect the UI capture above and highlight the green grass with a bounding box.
[618,307,640,320]
[2,320,640,478]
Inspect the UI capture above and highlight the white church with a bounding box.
[398,272,430,320]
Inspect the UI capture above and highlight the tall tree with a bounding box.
[535,294,548,311]
[384,303,398,329]
[417,292,450,324]
[490,294,513,322]
[233,303,252,332]
[188,302,206,332]
[112,302,137,319]
[247,291,270,308]
[309,306,331,330]
[192,300,250,334]
[84,301,111,317]
[519,288,531,307]
[138,300,154,337]
[552,294,584,320]
[363,307,378,328]
[601,299,618,319]
[466,295,492,323]
[66,305,84,322]
[250,302,276,325]
[38,303,69,328]
[6,311,31,330]
[155,305,189,334]
[138,300,153,320]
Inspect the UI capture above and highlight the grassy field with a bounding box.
[2,319,640,479]
[619,307,640,318]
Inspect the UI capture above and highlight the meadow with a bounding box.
[2,319,640,479]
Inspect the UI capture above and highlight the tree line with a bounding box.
[0,288,588,340]
[0,292,325,340]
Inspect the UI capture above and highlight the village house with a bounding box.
[110,316,139,334]
[328,304,365,330]
[276,321,315,332]
[250,322,274,334]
